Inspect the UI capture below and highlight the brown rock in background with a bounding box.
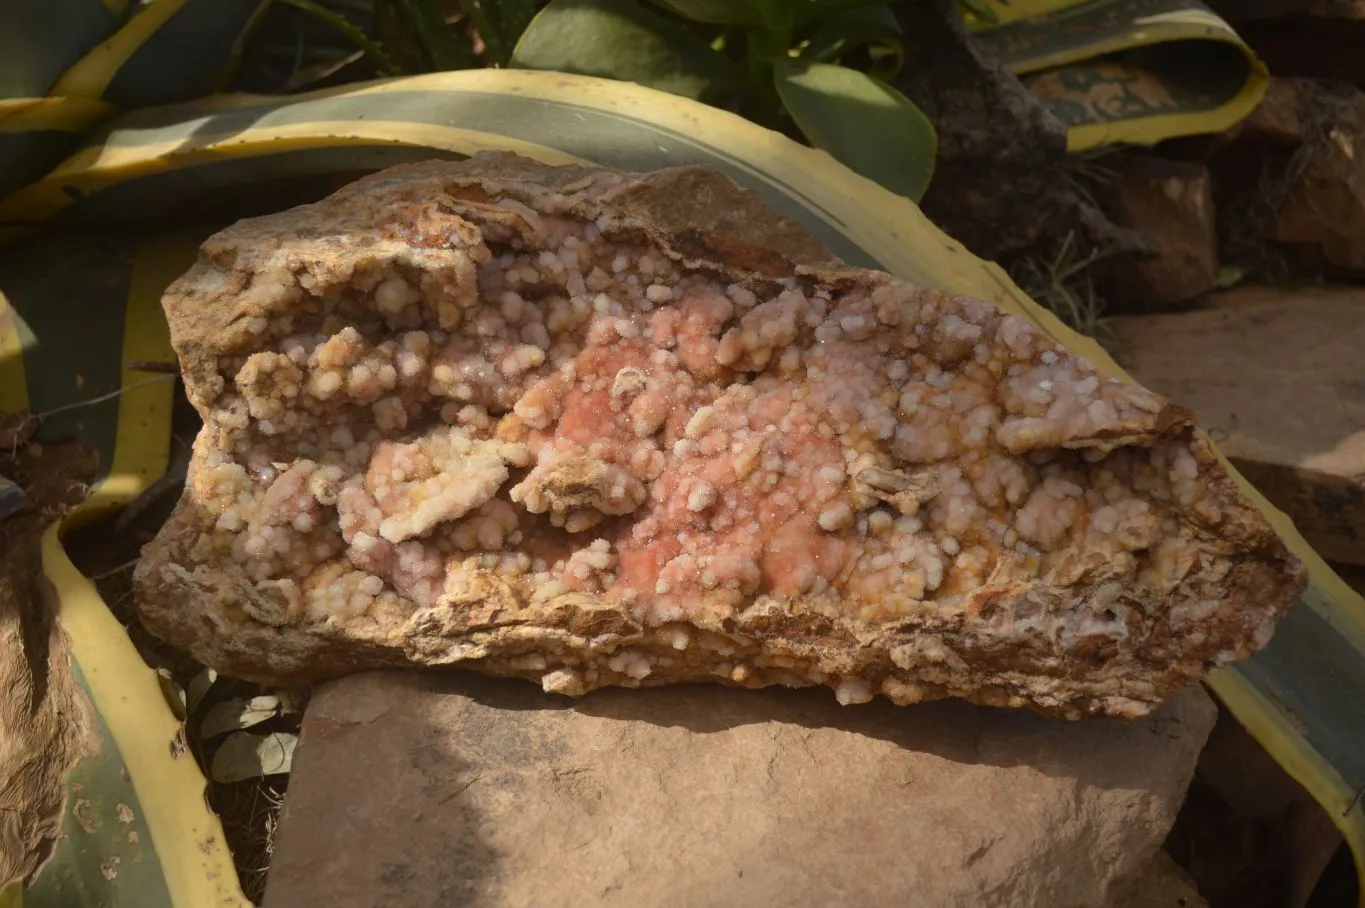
[1272,93,1365,270]
[265,671,1217,908]
[1105,159,1221,309]
[1222,78,1306,148]
[1108,284,1365,566]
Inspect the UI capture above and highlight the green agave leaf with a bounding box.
[773,59,936,202]
[199,695,282,739]
[512,0,737,104]
[800,5,904,79]
[0,0,122,99]
[210,731,297,783]
[101,0,264,107]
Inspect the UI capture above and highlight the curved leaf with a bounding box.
[512,0,737,103]
[186,667,219,715]
[200,695,282,739]
[773,59,935,201]
[155,667,187,721]
[210,731,297,783]
[800,5,904,79]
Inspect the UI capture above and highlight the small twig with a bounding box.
[1,411,39,456]
[90,558,141,582]
[127,360,180,374]
[34,375,176,421]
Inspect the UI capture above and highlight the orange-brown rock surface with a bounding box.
[261,671,1217,908]
[133,152,1305,718]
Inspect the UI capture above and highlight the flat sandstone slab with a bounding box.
[133,153,1305,719]
[1109,284,1365,566]
[264,672,1217,908]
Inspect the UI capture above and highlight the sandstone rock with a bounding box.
[264,671,1217,908]
[1108,284,1365,566]
[1272,93,1365,270]
[1220,78,1305,147]
[133,153,1305,719]
[1105,159,1220,309]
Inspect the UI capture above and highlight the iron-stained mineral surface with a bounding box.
[133,152,1306,718]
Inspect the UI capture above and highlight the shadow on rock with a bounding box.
[265,668,1216,908]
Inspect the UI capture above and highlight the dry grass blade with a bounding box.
[1220,80,1362,282]
[214,778,288,903]
[1008,231,1111,342]
[33,375,176,421]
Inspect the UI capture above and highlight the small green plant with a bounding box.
[509,0,942,200]
[1009,231,1111,341]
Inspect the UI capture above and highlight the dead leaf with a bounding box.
[156,668,187,721]
[211,732,298,783]
[186,668,219,715]
[200,696,282,739]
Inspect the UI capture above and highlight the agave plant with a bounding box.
[509,0,946,201]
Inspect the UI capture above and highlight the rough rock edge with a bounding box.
[133,152,1307,719]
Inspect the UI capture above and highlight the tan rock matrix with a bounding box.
[133,152,1305,718]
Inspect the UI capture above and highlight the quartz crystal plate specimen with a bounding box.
[133,152,1306,718]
